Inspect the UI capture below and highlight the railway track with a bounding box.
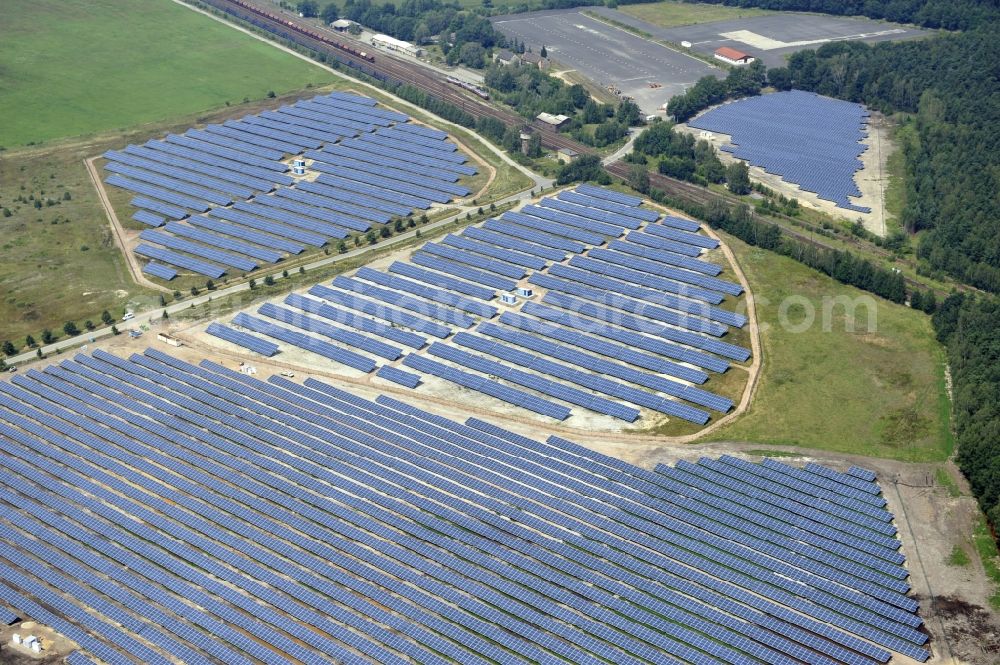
[201,0,590,154]
[199,0,929,291]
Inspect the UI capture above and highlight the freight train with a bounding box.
[218,0,375,62]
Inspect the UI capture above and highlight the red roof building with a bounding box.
[714,47,755,66]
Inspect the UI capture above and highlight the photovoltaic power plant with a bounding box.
[688,91,872,213]
[101,92,476,281]
[215,185,747,425]
[0,347,927,664]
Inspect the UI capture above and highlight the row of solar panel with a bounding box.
[0,350,924,660]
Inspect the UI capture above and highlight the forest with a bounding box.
[665,22,1000,294]
[933,295,1000,529]
[483,63,640,147]
[341,0,502,67]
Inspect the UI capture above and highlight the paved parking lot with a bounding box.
[587,8,928,68]
[492,9,721,114]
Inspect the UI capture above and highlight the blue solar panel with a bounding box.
[134,245,225,278]
[376,365,421,389]
[232,313,376,371]
[229,204,348,247]
[355,267,498,318]
[309,284,453,338]
[244,114,351,145]
[392,121,448,140]
[482,218,583,254]
[220,205,336,244]
[274,188,384,228]
[276,105,377,134]
[442,234,547,271]
[476,322,731,413]
[188,215,305,254]
[186,128,285,161]
[0,606,19,625]
[689,91,869,210]
[388,262,496,301]
[587,248,741,296]
[310,162,451,204]
[203,123,302,156]
[131,196,188,221]
[340,138,477,176]
[403,352,572,420]
[284,292,427,349]
[257,303,402,361]
[625,230,704,257]
[105,175,209,212]
[538,197,643,230]
[450,333,707,424]
[296,180,413,217]
[539,290,750,362]
[358,133,467,164]
[381,126,456,151]
[607,239,721,276]
[207,323,279,356]
[164,222,282,263]
[156,135,288,175]
[332,275,476,328]
[559,190,659,222]
[312,173,431,211]
[307,150,468,197]
[501,211,605,247]
[139,230,257,272]
[410,252,517,292]
[521,204,624,238]
[520,301,729,373]
[142,262,177,281]
[463,226,566,262]
[104,163,233,206]
[0,346,929,664]
[643,223,720,250]
[132,210,166,227]
[105,151,256,199]
[576,183,644,207]
[226,120,321,151]
[533,268,735,332]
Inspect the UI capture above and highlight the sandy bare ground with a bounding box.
[84,155,170,294]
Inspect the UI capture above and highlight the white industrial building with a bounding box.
[714,46,755,66]
[370,34,422,57]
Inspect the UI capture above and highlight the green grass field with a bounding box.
[618,1,775,28]
[0,0,335,148]
[707,233,952,462]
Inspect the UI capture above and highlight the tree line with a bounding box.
[932,294,1000,533]
[649,186,910,304]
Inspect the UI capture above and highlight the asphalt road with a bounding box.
[587,7,928,68]
[492,9,719,114]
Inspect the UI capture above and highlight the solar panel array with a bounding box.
[103,92,475,280]
[689,91,872,212]
[0,605,18,625]
[213,186,751,426]
[0,347,928,664]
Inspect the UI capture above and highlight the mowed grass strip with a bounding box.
[0,0,334,147]
[707,233,952,462]
[617,1,775,28]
